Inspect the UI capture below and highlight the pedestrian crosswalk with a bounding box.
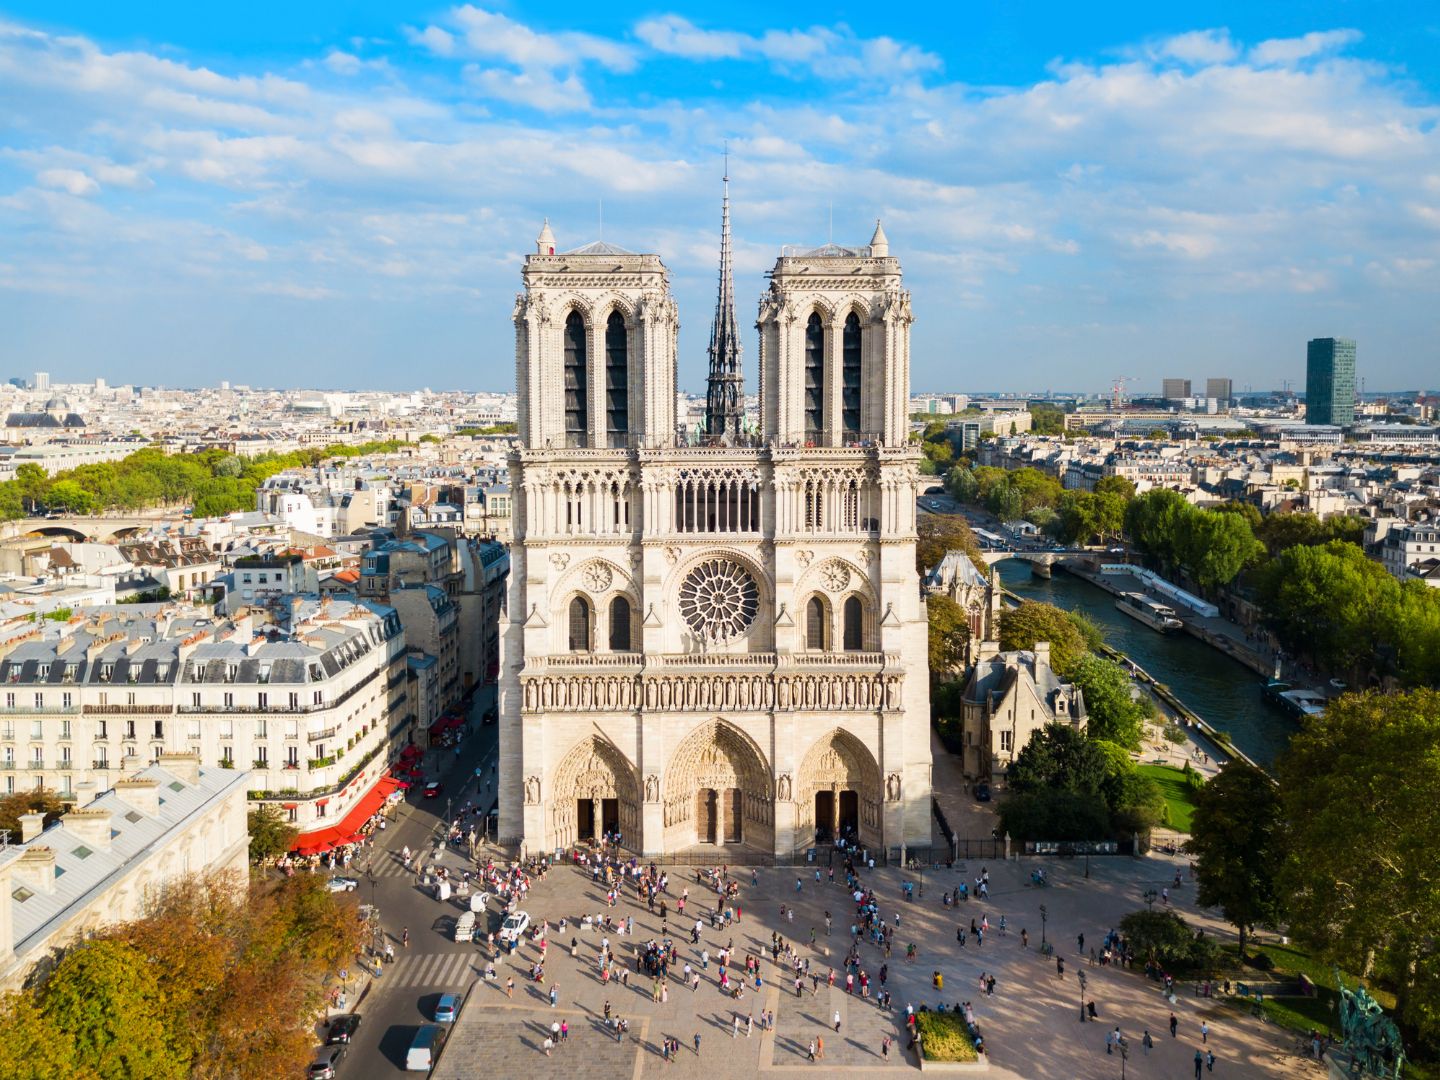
[387,952,477,989]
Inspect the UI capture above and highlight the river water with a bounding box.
[994,560,1297,766]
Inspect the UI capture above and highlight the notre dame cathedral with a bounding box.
[497,182,932,859]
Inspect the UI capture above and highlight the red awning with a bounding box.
[290,779,395,855]
[282,803,298,810]
[400,745,422,760]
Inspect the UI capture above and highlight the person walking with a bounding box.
[817,1035,825,1060]
[833,1009,842,1034]
[733,1014,741,1038]
[1143,1030,1153,1055]
[506,977,514,999]
[560,1019,569,1042]
[1207,1050,1216,1071]
[882,1034,892,1061]
[694,1032,701,1056]
[1170,1012,1179,1038]
[1194,1049,1204,1079]
[549,985,558,1007]
[543,1034,553,1057]
[1201,1021,1209,1044]
[807,1039,816,1062]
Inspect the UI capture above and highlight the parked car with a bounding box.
[406,1025,446,1072]
[497,911,531,944]
[423,781,443,799]
[974,783,992,803]
[326,877,359,893]
[327,1014,363,1045]
[434,993,461,1023]
[308,1044,346,1079]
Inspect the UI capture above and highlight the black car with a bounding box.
[308,1044,346,1079]
[327,1014,362,1045]
[974,783,992,803]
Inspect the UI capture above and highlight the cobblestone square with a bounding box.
[430,850,1327,1079]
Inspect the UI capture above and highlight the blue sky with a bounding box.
[2,3,1438,394]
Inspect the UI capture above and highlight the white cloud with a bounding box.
[466,66,591,113]
[414,6,636,72]
[1156,29,1237,65]
[1251,29,1362,66]
[635,16,940,80]
[36,168,99,196]
[252,281,335,299]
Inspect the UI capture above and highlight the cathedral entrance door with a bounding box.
[814,791,835,843]
[724,789,742,843]
[838,790,859,840]
[696,789,718,844]
[600,798,619,837]
[576,800,596,843]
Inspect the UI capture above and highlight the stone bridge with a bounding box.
[980,549,1099,578]
[1,513,185,544]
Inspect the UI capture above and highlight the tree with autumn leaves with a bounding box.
[0,870,364,1080]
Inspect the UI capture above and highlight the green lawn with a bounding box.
[1137,764,1198,832]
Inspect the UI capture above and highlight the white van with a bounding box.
[406,1025,446,1072]
[453,911,475,943]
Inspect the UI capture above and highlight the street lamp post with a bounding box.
[1040,904,1048,949]
[1079,969,1088,1021]
[1119,1036,1129,1079]
[1143,888,1158,912]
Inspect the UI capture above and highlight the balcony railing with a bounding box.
[178,666,378,714]
[307,726,338,743]
[658,653,778,668]
[790,652,889,667]
[0,705,80,715]
[83,705,173,715]
[92,760,111,769]
[26,760,44,770]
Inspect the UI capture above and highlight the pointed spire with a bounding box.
[536,218,555,255]
[705,155,745,443]
[869,219,889,258]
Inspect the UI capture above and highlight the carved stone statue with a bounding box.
[524,776,541,805]
[644,774,659,802]
[886,772,901,802]
[1336,967,1407,1077]
[776,773,792,802]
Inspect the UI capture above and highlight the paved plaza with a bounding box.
[429,847,1327,1079]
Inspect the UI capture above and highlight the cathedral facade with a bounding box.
[497,207,932,859]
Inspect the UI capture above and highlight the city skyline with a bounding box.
[2,4,1439,392]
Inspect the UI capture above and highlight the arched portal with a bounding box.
[796,728,883,850]
[550,734,641,849]
[663,719,773,852]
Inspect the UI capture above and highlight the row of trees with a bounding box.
[1186,690,1440,1050]
[0,871,364,1079]
[1124,489,1265,589]
[1255,540,1440,687]
[0,439,414,522]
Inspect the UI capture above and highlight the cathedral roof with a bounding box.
[792,243,869,258]
[564,240,637,256]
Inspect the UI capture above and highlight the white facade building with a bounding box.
[499,219,932,859]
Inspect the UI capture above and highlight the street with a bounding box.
[337,684,500,1076]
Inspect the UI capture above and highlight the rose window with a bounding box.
[678,558,759,641]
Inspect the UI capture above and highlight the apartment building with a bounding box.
[0,598,409,840]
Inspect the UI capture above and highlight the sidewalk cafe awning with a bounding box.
[290,776,403,856]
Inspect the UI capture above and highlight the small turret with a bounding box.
[869,219,890,258]
[536,219,556,256]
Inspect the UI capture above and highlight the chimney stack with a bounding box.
[60,807,112,851]
[1033,641,1052,670]
[157,752,200,787]
[10,847,57,895]
[114,778,161,819]
[17,813,45,844]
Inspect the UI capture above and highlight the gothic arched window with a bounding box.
[842,595,864,652]
[568,596,591,652]
[804,312,824,440]
[608,596,632,652]
[842,311,862,436]
[605,311,628,448]
[564,311,588,448]
[805,595,829,651]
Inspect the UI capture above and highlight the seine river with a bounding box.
[994,560,1298,766]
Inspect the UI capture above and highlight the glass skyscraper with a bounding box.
[1305,338,1356,426]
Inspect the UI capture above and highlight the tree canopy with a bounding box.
[915,513,985,577]
[1124,489,1263,588]
[1070,654,1146,748]
[1277,690,1440,1042]
[1185,762,1282,961]
[997,602,1089,678]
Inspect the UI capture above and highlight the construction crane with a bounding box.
[1110,375,1136,409]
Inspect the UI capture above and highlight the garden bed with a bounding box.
[917,1011,988,1072]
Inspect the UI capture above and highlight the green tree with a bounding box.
[0,788,67,837]
[1006,722,1107,795]
[926,594,971,680]
[1213,500,1262,531]
[1118,909,1215,971]
[1028,404,1067,435]
[1093,475,1136,500]
[43,479,97,515]
[945,464,978,504]
[997,788,1110,842]
[14,463,49,513]
[0,994,82,1080]
[915,513,985,577]
[1176,508,1263,588]
[1124,489,1193,567]
[247,805,299,864]
[1070,654,1145,748]
[41,939,183,1080]
[1277,690,1440,1039]
[1185,762,1281,962]
[998,602,1089,677]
